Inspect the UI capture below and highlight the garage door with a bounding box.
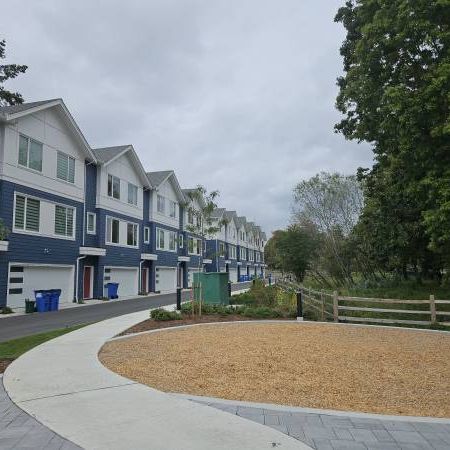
[155,267,177,292]
[106,267,138,297]
[188,268,202,288]
[8,265,74,309]
[229,268,238,283]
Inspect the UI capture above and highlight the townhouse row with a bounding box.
[0,99,266,309]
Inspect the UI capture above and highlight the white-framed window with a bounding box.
[87,212,96,234]
[14,194,40,232]
[56,151,75,183]
[249,250,254,261]
[187,210,194,225]
[169,200,177,218]
[128,183,138,206]
[156,228,165,250]
[196,239,202,255]
[18,134,43,172]
[240,247,246,260]
[144,227,150,244]
[106,217,120,244]
[157,195,165,214]
[188,237,194,254]
[169,231,177,251]
[229,245,236,259]
[127,223,138,247]
[219,242,226,257]
[54,205,74,237]
[179,233,184,248]
[107,174,120,200]
[256,252,261,262]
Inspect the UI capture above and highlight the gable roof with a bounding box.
[224,210,239,227]
[93,145,150,187]
[146,170,185,202]
[211,208,226,220]
[236,216,247,228]
[0,99,96,162]
[182,188,206,208]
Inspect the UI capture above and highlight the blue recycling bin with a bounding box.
[34,290,51,312]
[105,282,119,299]
[49,289,61,311]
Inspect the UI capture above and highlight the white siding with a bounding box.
[0,108,86,201]
[149,177,180,228]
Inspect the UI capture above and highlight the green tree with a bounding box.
[335,0,450,277]
[0,40,27,106]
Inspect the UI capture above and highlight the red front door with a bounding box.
[141,268,147,293]
[83,266,92,299]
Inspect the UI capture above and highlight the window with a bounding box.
[188,237,194,254]
[156,228,165,250]
[169,231,177,251]
[157,195,165,214]
[18,135,43,172]
[56,152,75,183]
[14,195,40,232]
[128,183,138,206]
[219,242,226,257]
[196,239,202,255]
[169,200,177,218]
[240,247,246,260]
[107,174,120,200]
[179,233,184,248]
[187,210,194,225]
[127,223,138,246]
[55,205,74,237]
[106,217,120,244]
[144,227,150,244]
[87,212,96,234]
[229,245,236,259]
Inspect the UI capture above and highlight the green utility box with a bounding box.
[193,272,229,305]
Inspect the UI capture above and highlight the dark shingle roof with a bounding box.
[146,170,173,188]
[211,208,226,219]
[0,99,61,118]
[92,146,131,164]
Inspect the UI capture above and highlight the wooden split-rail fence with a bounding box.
[278,280,450,328]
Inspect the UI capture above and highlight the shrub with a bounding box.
[229,291,256,306]
[0,306,13,314]
[150,308,182,321]
[241,306,282,318]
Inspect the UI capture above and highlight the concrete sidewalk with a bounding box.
[4,308,309,449]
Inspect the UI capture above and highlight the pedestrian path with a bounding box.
[0,376,80,450]
[183,396,450,450]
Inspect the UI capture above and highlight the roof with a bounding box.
[93,145,150,187]
[182,188,206,208]
[0,98,96,162]
[146,170,173,188]
[236,216,247,228]
[0,99,60,118]
[92,146,131,164]
[211,208,226,219]
[224,210,238,225]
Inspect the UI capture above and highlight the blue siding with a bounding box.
[84,161,98,248]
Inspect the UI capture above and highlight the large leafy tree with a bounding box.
[0,39,27,106]
[335,0,450,276]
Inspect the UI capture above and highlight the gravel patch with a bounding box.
[99,322,450,418]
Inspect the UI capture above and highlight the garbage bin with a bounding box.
[105,282,119,299]
[34,290,51,313]
[49,289,61,311]
[25,299,35,314]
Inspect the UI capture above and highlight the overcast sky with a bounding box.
[1,0,373,233]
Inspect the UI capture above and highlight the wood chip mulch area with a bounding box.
[99,322,450,418]
[0,359,13,374]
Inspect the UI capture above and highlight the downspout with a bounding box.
[139,259,145,293]
[75,255,87,302]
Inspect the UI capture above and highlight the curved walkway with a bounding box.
[3,310,309,450]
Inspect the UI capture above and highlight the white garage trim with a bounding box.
[7,262,75,309]
[228,268,238,283]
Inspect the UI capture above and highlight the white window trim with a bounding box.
[54,204,75,238]
[105,215,139,248]
[56,151,76,184]
[87,212,96,235]
[107,174,121,200]
[127,182,138,206]
[144,226,150,244]
[12,192,76,241]
[18,134,43,173]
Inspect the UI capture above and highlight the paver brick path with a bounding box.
[195,400,450,450]
[0,376,80,450]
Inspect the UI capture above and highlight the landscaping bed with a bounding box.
[100,322,450,418]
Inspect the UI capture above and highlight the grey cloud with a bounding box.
[1,0,373,233]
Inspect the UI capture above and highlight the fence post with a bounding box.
[296,290,303,321]
[333,291,339,323]
[430,294,436,324]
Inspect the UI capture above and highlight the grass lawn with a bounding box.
[0,324,87,373]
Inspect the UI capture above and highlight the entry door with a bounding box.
[83,266,93,299]
[141,268,148,293]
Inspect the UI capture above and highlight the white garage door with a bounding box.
[106,267,138,297]
[155,267,177,292]
[8,265,74,309]
[229,268,238,283]
[188,268,202,288]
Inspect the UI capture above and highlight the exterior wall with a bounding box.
[1,109,86,202]
[84,161,98,248]
[0,180,83,305]
[149,177,180,228]
[96,153,144,220]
